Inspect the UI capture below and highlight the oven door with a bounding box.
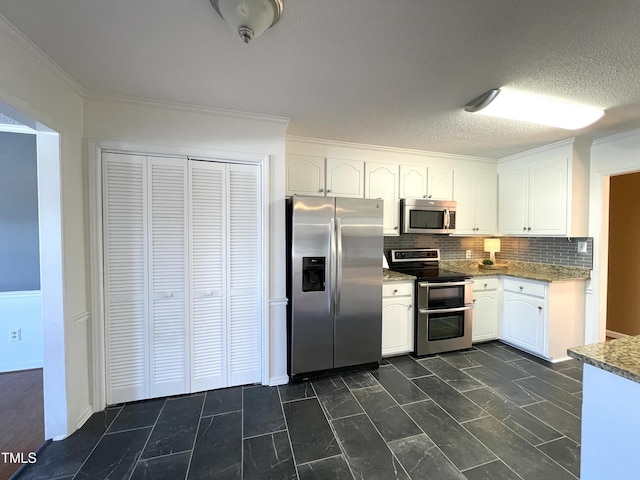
[416,305,473,355]
[418,280,473,309]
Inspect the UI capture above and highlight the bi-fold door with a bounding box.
[103,152,262,405]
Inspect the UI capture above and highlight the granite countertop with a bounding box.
[439,260,590,282]
[568,336,640,384]
[383,269,416,282]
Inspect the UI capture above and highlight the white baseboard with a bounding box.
[269,375,289,386]
[606,330,628,339]
[75,405,94,431]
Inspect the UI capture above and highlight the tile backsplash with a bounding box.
[384,235,593,269]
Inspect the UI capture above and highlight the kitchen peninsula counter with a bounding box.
[568,335,640,383]
[567,336,640,480]
[440,260,590,282]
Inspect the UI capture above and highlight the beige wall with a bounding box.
[607,172,640,335]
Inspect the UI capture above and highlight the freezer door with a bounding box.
[334,197,384,368]
[289,196,335,375]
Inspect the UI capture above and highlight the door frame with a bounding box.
[88,139,270,410]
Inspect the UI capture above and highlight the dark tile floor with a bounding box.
[16,341,583,480]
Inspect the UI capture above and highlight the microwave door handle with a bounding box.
[444,209,450,229]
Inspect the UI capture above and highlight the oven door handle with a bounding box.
[418,305,473,315]
[418,279,473,288]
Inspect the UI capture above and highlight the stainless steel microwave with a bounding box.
[401,198,456,234]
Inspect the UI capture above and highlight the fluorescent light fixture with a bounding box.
[465,88,604,130]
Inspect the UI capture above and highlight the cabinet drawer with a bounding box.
[503,278,545,298]
[473,277,499,292]
[383,282,414,297]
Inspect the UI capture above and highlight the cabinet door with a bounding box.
[452,170,475,234]
[473,173,498,235]
[502,292,545,355]
[529,158,568,235]
[103,153,149,405]
[399,164,428,199]
[427,167,454,200]
[228,163,262,385]
[366,162,400,235]
[472,291,500,342]
[286,154,325,196]
[382,296,413,356]
[499,168,529,235]
[189,161,227,391]
[326,158,364,198]
[147,157,189,398]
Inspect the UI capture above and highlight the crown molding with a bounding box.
[0,12,86,97]
[84,92,290,126]
[592,127,640,147]
[286,135,497,164]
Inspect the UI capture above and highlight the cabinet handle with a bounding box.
[394,226,399,230]
[523,227,527,231]
[519,286,523,291]
[473,299,476,303]
[423,195,428,198]
[528,227,532,231]
[326,189,332,193]
[428,195,432,199]
[393,289,398,294]
[538,306,543,311]
[408,305,412,309]
[318,188,324,193]
[484,283,488,288]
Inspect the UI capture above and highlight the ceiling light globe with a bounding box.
[212,0,283,43]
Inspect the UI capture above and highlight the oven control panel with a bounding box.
[390,249,440,262]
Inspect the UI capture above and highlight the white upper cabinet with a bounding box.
[399,165,428,198]
[286,154,325,196]
[453,170,497,235]
[326,157,365,198]
[399,165,453,200]
[365,162,400,235]
[498,139,589,237]
[427,167,454,200]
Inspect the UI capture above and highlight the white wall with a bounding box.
[83,95,290,408]
[588,128,640,343]
[0,13,89,439]
[0,291,43,372]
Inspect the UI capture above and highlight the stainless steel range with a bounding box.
[388,248,473,356]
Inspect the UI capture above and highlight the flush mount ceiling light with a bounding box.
[465,88,605,130]
[211,0,284,43]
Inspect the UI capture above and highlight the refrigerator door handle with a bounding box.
[335,217,343,315]
[329,217,336,316]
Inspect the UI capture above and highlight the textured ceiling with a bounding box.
[2,0,640,158]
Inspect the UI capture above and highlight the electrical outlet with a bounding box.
[465,250,472,259]
[577,241,587,254]
[9,328,21,342]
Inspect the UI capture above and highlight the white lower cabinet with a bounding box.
[501,277,585,361]
[103,152,262,405]
[382,282,414,357]
[472,277,500,342]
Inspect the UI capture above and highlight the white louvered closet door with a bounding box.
[227,163,262,385]
[103,153,149,404]
[189,161,227,391]
[147,157,189,398]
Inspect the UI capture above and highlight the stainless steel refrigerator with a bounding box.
[286,195,384,381]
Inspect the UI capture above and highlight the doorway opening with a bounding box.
[0,102,66,478]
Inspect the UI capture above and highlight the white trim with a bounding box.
[0,13,86,97]
[498,137,578,163]
[72,311,90,324]
[269,297,288,306]
[269,375,289,386]
[0,290,41,300]
[0,124,35,134]
[74,405,93,431]
[286,135,497,164]
[606,330,628,339]
[85,92,290,126]
[592,127,640,146]
[261,156,271,387]
[89,140,272,410]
